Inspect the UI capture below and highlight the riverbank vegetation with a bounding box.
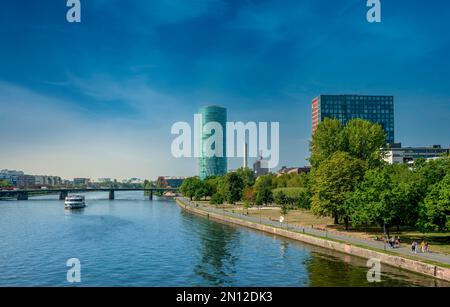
[0,180,12,188]
[180,118,450,252]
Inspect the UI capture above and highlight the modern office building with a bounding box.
[384,144,449,164]
[312,95,395,144]
[16,175,36,188]
[199,105,228,179]
[73,178,91,186]
[1,170,62,188]
[34,176,62,187]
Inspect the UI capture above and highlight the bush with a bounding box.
[209,193,224,205]
[273,187,311,209]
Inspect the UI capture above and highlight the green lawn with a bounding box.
[396,232,450,255]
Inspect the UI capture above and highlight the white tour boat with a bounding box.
[64,195,86,209]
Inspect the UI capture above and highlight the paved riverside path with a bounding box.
[178,198,450,266]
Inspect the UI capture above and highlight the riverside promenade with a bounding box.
[176,197,450,282]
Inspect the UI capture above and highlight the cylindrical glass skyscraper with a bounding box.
[199,106,227,180]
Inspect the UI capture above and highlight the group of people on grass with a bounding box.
[411,241,430,254]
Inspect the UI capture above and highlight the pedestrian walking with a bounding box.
[420,240,426,253]
[411,241,418,253]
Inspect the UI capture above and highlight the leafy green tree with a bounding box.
[290,173,310,188]
[417,173,450,232]
[310,118,344,168]
[194,181,209,201]
[387,164,423,228]
[312,151,367,228]
[242,186,255,215]
[274,174,288,188]
[296,189,311,209]
[342,119,386,168]
[274,190,291,226]
[223,172,244,204]
[143,179,154,196]
[273,173,310,189]
[274,190,288,207]
[345,167,407,235]
[273,187,310,209]
[209,193,225,205]
[235,167,255,188]
[243,187,256,206]
[280,202,291,218]
[298,173,313,209]
[310,118,386,169]
[180,177,202,201]
[415,157,450,194]
[194,179,215,201]
[0,180,12,188]
[255,175,274,206]
[204,176,220,194]
[402,157,450,226]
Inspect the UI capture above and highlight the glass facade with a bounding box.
[199,106,227,179]
[312,95,395,144]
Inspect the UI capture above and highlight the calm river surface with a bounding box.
[0,191,447,287]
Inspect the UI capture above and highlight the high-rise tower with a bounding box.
[312,95,395,144]
[198,106,228,179]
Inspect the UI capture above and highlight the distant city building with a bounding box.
[0,169,24,186]
[156,176,186,189]
[34,176,62,187]
[62,180,73,186]
[1,170,61,187]
[73,178,91,186]
[34,176,45,186]
[384,144,449,164]
[97,178,112,184]
[0,169,24,176]
[312,95,395,144]
[122,178,143,184]
[276,166,311,177]
[16,175,35,188]
[253,157,269,178]
[199,105,228,180]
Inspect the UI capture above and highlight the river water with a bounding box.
[0,191,446,287]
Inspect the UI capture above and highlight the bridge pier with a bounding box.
[59,190,68,200]
[149,190,153,201]
[17,192,28,201]
[109,190,115,200]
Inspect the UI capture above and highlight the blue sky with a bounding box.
[0,0,449,180]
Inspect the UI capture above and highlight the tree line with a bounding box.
[0,180,13,188]
[180,118,450,233]
[310,118,450,233]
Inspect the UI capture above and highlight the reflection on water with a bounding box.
[193,219,239,286]
[0,191,448,287]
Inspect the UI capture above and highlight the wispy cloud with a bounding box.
[0,0,449,177]
[0,81,195,179]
